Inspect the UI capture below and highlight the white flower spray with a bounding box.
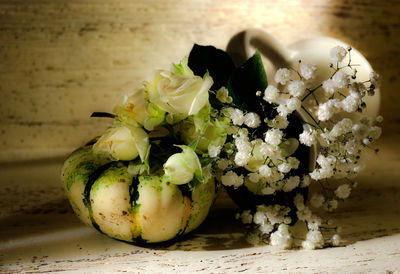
[229,46,381,249]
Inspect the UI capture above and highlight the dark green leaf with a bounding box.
[227,51,268,112]
[199,156,213,167]
[188,44,235,91]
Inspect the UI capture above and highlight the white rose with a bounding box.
[113,89,165,131]
[145,57,213,119]
[93,124,149,161]
[163,145,203,185]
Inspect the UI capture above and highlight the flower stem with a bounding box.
[301,106,323,130]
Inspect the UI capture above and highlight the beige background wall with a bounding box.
[0,0,399,162]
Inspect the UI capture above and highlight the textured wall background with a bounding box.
[0,0,399,162]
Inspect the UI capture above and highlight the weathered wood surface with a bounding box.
[0,0,399,272]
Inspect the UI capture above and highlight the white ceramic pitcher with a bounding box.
[227,29,380,118]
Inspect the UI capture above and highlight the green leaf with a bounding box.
[227,51,268,112]
[199,157,213,167]
[188,139,199,150]
[188,44,235,91]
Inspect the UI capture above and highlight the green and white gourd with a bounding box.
[61,143,217,243]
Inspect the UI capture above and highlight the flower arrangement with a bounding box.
[61,43,381,248]
[221,45,382,249]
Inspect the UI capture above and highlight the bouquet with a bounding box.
[61,43,381,249]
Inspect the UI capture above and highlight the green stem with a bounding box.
[301,106,323,130]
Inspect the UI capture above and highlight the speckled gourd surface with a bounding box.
[61,141,217,244]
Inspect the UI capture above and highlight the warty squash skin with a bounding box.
[61,143,218,244]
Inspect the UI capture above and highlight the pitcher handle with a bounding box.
[227,28,293,68]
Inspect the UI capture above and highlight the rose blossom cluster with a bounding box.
[234,46,382,249]
[92,57,226,186]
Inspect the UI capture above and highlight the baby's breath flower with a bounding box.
[267,170,284,184]
[286,97,301,112]
[261,187,275,195]
[240,210,253,224]
[310,193,325,208]
[235,151,251,166]
[325,199,338,211]
[369,126,382,140]
[217,159,230,170]
[221,171,244,188]
[300,63,317,80]
[294,193,305,210]
[299,125,316,147]
[229,108,245,126]
[331,234,341,246]
[264,128,283,146]
[332,71,349,89]
[270,224,292,249]
[307,218,322,230]
[340,93,359,113]
[248,172,261,183]
[267,115,289,129]
[310,154,336,180]
[253,210,268,225]
[344,139,360,155]
[303,230,324,249]
[278,162,291,173]
[349,82,367,97]
[208,145,221,158]
[244,112,261,128]
[334,184,351,199]
[360,116,372,126]
[277,104,290,117]
[216,87,232,104]
[283,176,300,192]
[363,137,370,145]
[328,118,353,140]
[369,71,380,87]
[302,240,315,250]
[288,157,300,169]
[259,164,272,177]
[288,80,305,97]
[322,79,336,95]
[263,85,280,103]
[376,115,383,123]
[352,123,369,140]
[259,221,274,234]
[330,46,347,63]
[317,99,340,121]
[297,206,313,222]
[274,68,291,85]
[226,125,239,135]
[301,175,311,187]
